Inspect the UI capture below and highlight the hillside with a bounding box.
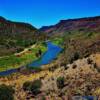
[0,16,46,56]
[0,53,100,99]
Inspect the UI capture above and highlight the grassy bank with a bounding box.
[0,43,47,72]
[51,37,64,46]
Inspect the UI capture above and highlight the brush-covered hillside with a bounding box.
[0,16,46,56]
[0,53,100,100]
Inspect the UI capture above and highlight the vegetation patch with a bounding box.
[0,43,47,72]
[0,84,15,100]
[23,79,42,96]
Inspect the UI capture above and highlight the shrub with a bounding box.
[73,52,80,61]
[87,58,93,64]
[41,96,46,100]
[78,28,85,32]
[23,79,42,96]
[72,64,77,69]
[49,66,57,72]
[69,52,80,64]
[27,66,42,72]
[69,57,74,64]
[93,63,100,72]
[23,81,32,91]
[87,32,93,37]
[16,47,24,53]
[57,77,65,89]
[30,79,42,95]
[64,65,69,70]
[0,84,15,100]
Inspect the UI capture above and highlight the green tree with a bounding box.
[0,84,15,100]
[23,79,42,96]
[23,81,32,91]
[57,77,65,89]
[30,79,42,95]
[73,52,80,61]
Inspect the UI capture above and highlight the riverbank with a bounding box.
[0,42,47,72]
[0,41,63,76]
[28,41,62,68]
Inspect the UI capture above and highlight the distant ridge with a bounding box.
[40,16,100,36]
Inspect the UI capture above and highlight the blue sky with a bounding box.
[0,0,100,28]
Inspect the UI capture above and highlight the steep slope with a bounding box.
[0,16,46,56]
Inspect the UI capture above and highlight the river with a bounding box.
[0,41,62,76]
